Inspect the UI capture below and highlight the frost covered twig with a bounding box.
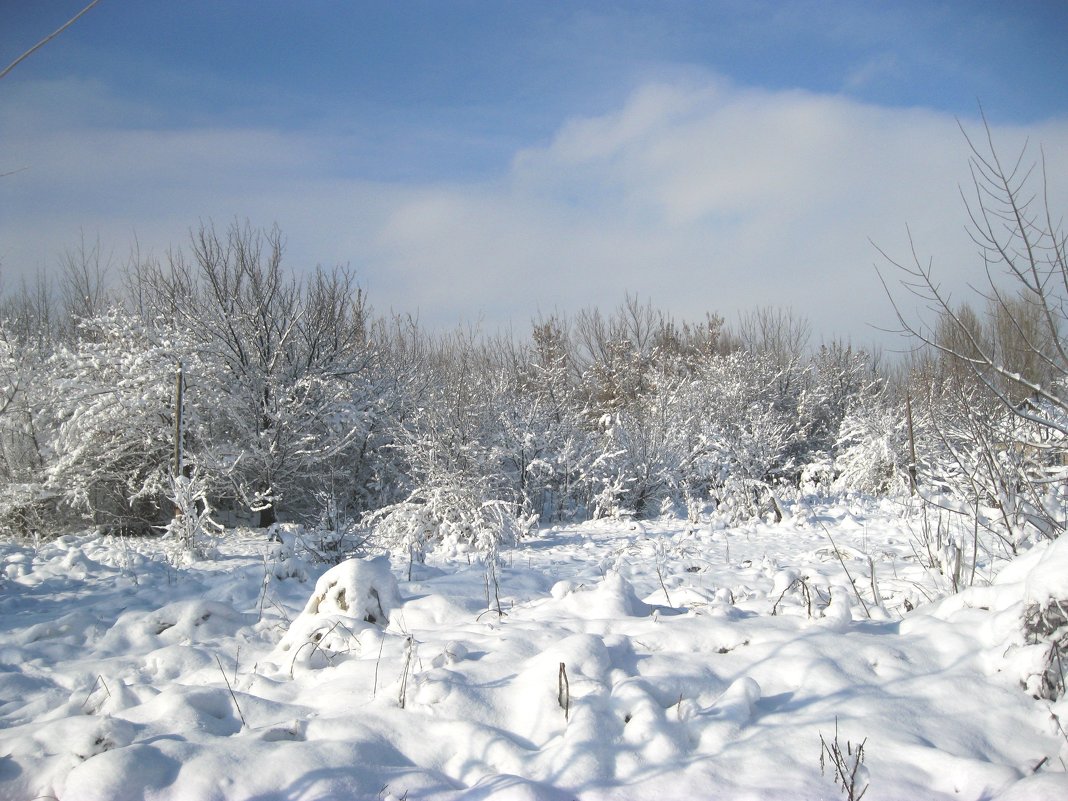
[0,0,102,81]
[372,635,385,701]
[655,562,673,608]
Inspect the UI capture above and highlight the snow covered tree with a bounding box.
[366,326,530,571]
[486,317,598,522]
[130,222,381,526]
[0,318,51,537]
[803,342,876,461]
[696,349,804,522]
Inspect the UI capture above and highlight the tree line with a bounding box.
[1,128,1064,578]
[0,224,884,536]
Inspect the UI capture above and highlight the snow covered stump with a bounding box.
[276,555,402,673]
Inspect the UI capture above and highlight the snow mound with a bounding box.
[905,535,1068,701]
[696,676,762,752]
[555,570,652,618]
[819,585,855,631]
[303,554,401,622]
[276,555,402,666]
[1017,535,1068,606]
[1014,537,1068,700]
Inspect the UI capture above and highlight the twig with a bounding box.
[655,562,673,608]
[558,662,570,720]
[868,556,881,609]
[825,531,872,619]
[81,674,111,711]
[288,623,338,678]
[257,551,272,621]
[771,576,812,617]
[1048,706,1068,770]
[372,635,385,700]
[800,498,872,618]
[398,635,414,709]
[771,578,796,616]
[215,654,247,729]
[819,717,869,801]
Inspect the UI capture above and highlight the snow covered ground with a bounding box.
[2,500,1068,800]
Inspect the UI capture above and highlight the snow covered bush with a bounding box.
[45,312,183,533]
[584,368,705,520]
[912,373,1068,574]
[916,534,1068,705]
[0,482,56,541]
[367,479,527,567]
[364,497,437,574]
[698,350,803,522]
[369,330,535,583]
[264,523,310,581]
[1023,599,1068,700]
[833,390,910,496]
[300,495,370,563]
[302,555,401,623]
[163,472,222,563]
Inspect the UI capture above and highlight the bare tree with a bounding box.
[880,116,1067,430]
[880,113,1068,543]
[738,306,811,361]
[60,232,112,333]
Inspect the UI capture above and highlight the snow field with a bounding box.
[1,503,1067,800]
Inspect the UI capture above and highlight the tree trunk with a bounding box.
[259,503,276,528]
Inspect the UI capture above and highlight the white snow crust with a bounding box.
[2,502,1068,800]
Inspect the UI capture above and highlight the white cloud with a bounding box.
[3,75,1067,348]
[364,80,1068,344]
[843,52,902,92]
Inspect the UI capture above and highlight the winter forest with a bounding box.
[5,122,1068,797]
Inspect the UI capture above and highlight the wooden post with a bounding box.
[173,361,184,479]
[905,392,917,496]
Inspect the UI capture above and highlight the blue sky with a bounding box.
[2,1,1068,343]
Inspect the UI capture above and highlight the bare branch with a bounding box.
[0,1,103,82]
